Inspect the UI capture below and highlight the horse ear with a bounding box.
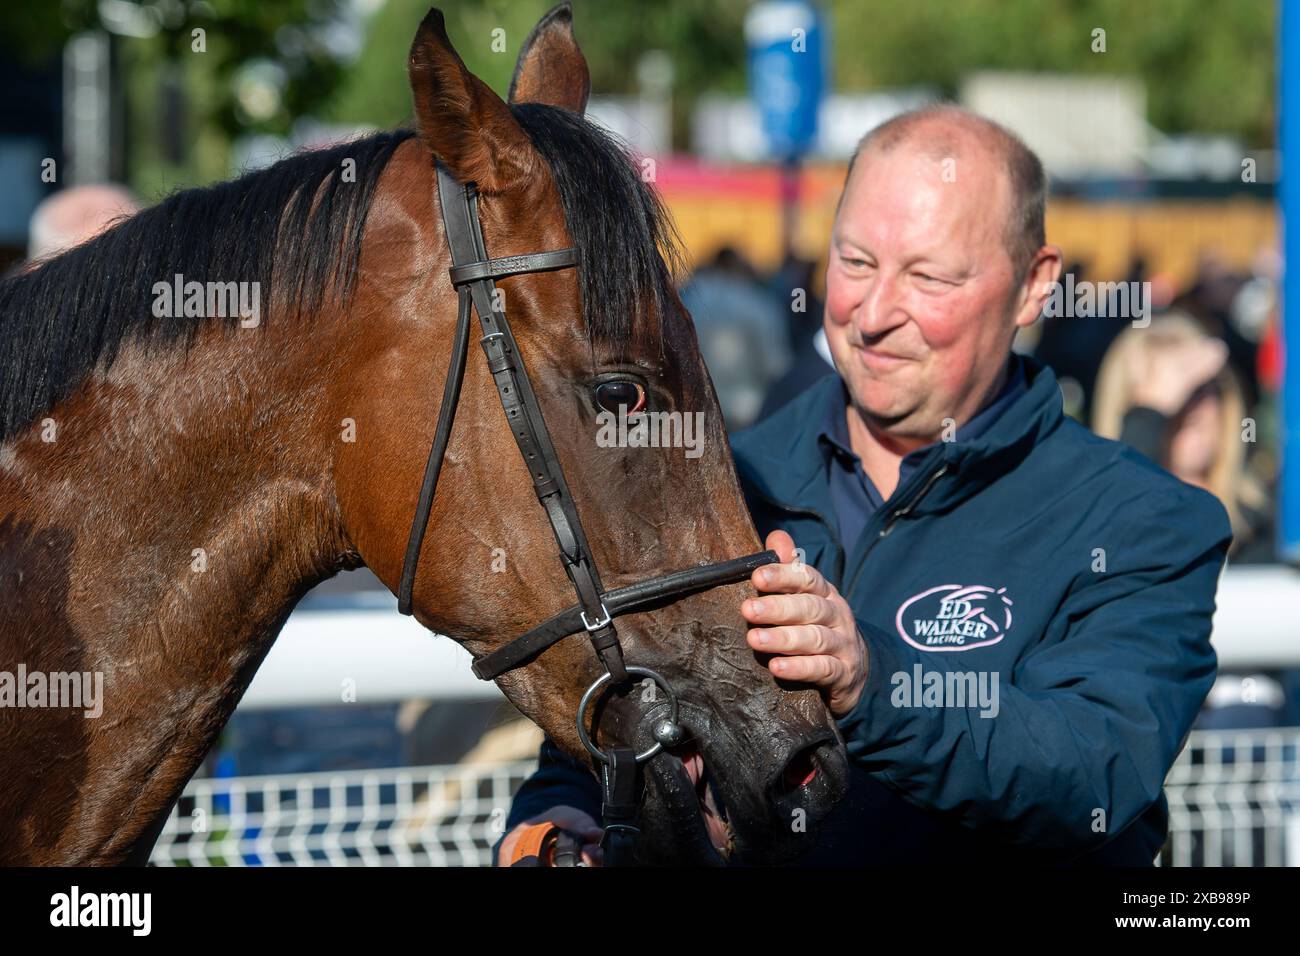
[507,2,590,115]
[408,7,536,192]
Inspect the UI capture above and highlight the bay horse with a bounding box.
[0,3,847,865]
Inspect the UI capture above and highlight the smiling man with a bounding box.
[498,104,1232,866]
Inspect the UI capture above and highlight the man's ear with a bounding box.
[1014,245,1063,329]
[507,2,590,116]
[408,7,536,192]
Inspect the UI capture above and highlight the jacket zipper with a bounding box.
[844,463,950,597]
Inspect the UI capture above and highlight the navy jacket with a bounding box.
[503,355,1231,864]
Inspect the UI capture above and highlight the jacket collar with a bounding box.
[732,353,1064,519]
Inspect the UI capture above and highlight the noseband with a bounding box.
[397,162,776,865]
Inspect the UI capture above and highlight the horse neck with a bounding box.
[0,307,356,863]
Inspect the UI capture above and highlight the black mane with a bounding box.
[0,130,413,443]
[510,103,685,359]
[0,106,684,445]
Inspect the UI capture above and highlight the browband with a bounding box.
[448,249,577,285]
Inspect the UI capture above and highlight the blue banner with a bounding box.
[1281,0,1299,561]
[745,1,826,160]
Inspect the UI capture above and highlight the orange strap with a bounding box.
[506,822,559,866]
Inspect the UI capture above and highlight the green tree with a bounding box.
[328,0,753,145]
[0,0,354,195]
[0,0,1274,190]
[828,0,1275,146]
[328,0,1274,148]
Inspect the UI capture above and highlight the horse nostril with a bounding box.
[780,746,820,794]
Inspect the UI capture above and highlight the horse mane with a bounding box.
[510,103,686,362]
[0,130,414,444]
[0,105,684,446]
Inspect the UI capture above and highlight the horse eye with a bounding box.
[594,380,646,414]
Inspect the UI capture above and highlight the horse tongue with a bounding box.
[682,749,705,787]
[679,749,731,854]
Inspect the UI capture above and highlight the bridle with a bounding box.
[397,161,777,865]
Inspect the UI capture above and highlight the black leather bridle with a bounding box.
[397,161,777,865]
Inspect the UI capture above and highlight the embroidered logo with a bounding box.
[895,585,1013,652]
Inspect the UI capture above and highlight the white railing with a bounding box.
[149,761,537,867]
[150,728,1300,866]
[1161,727,1300,867]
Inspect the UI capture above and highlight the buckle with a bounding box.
[580,604,612,632]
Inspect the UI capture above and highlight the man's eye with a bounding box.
[594,380,646,414]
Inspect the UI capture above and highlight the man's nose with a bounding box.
[853,270,908,339]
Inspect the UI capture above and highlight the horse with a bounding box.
[0,3,848,865]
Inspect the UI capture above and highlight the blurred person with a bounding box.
[1122,251,1149,292]
[680,246,792,429]
[1172,252,1260,411]
[1257,305,1282,397]
[1229,246,1281,381]
[755,322,837,420]
[768,252,824,347]
[757,253,839,420]
[499,104,1230,867]
[1028,258,1124,422]
[1095,312,1285,740]
[1093,312,1274,563]
[27,184,139,262]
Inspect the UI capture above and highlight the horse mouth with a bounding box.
[644,744,733,865]
[681,745,734,856]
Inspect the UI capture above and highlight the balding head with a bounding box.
[823,103,1061,452]
[28,184,139,261]
[845,105,1046,283]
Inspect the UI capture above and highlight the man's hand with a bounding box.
[496,805,604,867]
[742,530,868,717]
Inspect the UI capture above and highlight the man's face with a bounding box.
[824,140,1023,441]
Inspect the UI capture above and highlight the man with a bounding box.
[27,184,138,261]
[498,104,1231,865]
